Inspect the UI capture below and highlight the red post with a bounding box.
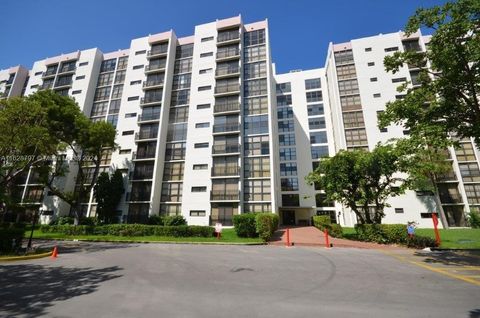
[286,228,290,247]
[324,229,330,248]
[432,213,441,246]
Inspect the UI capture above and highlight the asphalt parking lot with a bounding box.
[1,242,479,318]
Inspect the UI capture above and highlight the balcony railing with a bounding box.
[40,83,54,90]
[211,190,240,201]
[140,97,162,105]
[215,67,240,77]
[214,84,240,95]
[217,32,240,44]
[147,49,168,58]
[58,66,76,74]
[131,172,154,180]
[145,64,166,72]
[214,103,240,113]
[54,80,73,88]
[216,49,240,60]
[138,113,161,122]
[211,166,240,177]
[439,194,464,204]
[135,131,158,141]
[143,80,164,88]
[213,123,240,133]
[42,70,57,77]
[128,192,152,202]
[212,144,240,154]
[132,151,156,160]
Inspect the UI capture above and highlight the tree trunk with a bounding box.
[431,175,449,229]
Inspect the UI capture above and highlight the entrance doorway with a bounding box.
[282,210,295,226]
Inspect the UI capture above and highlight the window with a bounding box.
[114,70,126,84]
[199,68,212,74]
[194,142,209,148]
[119,149,131,154]
[244,115,269,135]
[111,85,123,99]
[311,146,329,159]
[167,123,187,141]
[244,45,266,62]
[244,157,270,178]
[307,104,324,116]
[128,96,139,101]
[308,117,326,130]
[244,29,266,46]
[277,107,293,120]
[280,163,297,176]
[169,106,189,123]
[200,52,213,58]
[190,210,206,216]
[276,95,292,106]
[90,102,108,117]
[365,47,372,52]
[72,90,81,95]
[195,122,210,128]
[174,59,192,73]
[464,184,480,204]
[245,96,268,115]
[244,135,269,156]
[192,186,207,192]
[130,80,141,85]
[278,120,294,133]
[340,95,362,111]
[392,77,407,83]
[368,62,375,66]
[244,179,271,201]
[373,93,381,98]
[125,112,137,118]
[345,128,368,146]
[334,50,354,65]
[276,83,291,94]
[163,162,185,181]
[281,178,299,191]
[133,65,144,70]
[395,208,404,214]
[161,182,183,202]
[244,203,271,213]
[336,64,356,80]
[79,62,89,67]
[135,50,146,55]
[172,74,191,90]
[279,134,295,146]
[176,44,194,59]
[122,131,134,136]
[109,99,121,114]
[343,111,365,128]
[201,36,214,42]
[421,212,439,219]
[455,142,477,161]
[306,91,322,103]
[117,57,128,70]
[97,72,114,86]
[244,79,268,97]
[310,131,328,144]
[160,204,182,217]
[198,85,211,91]
[34,71,43,76]
[370,77,378,82]
[107,114,118,127]
[94,86,111,101]
[193,164,208,170]
[459,163,480,182]
[170,89,190,106]
[165,142,186,160]
[282,194,300,206]
[76,75,85,80]
[197,104,210,109]
[384,47,399,52]
[244,61,267,79]
[337,79,359,95]
[279,148,296,161]
[305,78,321,90]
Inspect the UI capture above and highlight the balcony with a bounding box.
[215,67,240,79]
[127,192,152,202]
[213,103,240,114]
[142,80,164,90]
[39,83,54,90]
[140,97,162,106]
[212,144,240,155]
[216,49,240,62]
[131,172,154,181]
[217,32,240,46]
[54,80,73,89]
[147,49,168,59]
[132,151,156,161]
[144,64,166,74]
[57,66,76,75]
[138,112,161,123]
[214,84,240,96]
[211,190,240,201]
[135,131,158,141]
[213,123,240,134]
[439,193,464,204]
[211,166,240,177]
[42,69,57,78]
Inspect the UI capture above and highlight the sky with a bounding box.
[0,0,448,73]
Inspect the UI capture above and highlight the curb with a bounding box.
[0,251,52,262]
[431,248,480,252]
[32,237,266,246]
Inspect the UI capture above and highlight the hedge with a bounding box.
[354,224,437,248]
[255,213,279,242]
[233,214,258,238]
[312,215,343,238]
[0,224,25,254]
[40,224,214,238]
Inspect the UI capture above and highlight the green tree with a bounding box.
[94,170,125,224]
[306,145,406,224]
[380,0,480,144]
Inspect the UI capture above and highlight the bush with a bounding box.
[312,215,343,238]
[233,214,258,238]
[467,210,480,228]
[355,224,407,244]
[407,235,438,249]
[0,223,25,254]
[79,217,98,226]
[163,215,187,226]
[255,213,279,242]
[148,215,164,225]
[39,224,214,238]
[51,216,75,225]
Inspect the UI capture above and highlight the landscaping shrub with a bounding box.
[467,210,480,229]
[79,217,98,226]
[255,213,279,242]
[406,235,438,249]
[233,214,258,238]
[39,224,214,238]
[51,216,74,225]
[312,215,343,238]
[148,215,164,225]
[163,215,187,226]
[0,223,24,254]
[355,224,408,244]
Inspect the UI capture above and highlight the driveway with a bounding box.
[1,242,479,318]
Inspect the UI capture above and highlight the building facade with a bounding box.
[1,17,479,228]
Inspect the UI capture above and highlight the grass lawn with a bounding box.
[342,227,480,249]
[28,228,264,244]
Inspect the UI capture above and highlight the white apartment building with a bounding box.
[2,17,479,228]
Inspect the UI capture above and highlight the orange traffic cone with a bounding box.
[51,246,58,259]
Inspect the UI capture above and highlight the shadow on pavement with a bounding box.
[470,309,480,318]
[270,228,286,242]
[0,264,122,317]
[414,250,480,266]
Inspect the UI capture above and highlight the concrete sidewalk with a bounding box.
[270,226,405,249]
